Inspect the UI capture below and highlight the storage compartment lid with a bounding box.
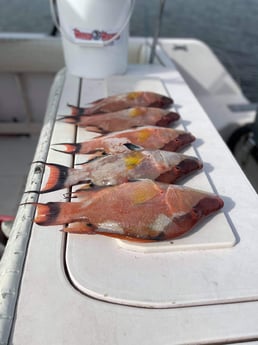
[64,76,236,308]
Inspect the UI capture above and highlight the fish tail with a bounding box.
[67,104,86,115]
[34,202,80,226]
[40,163,69,193]
[57,115,79,124]
[52,143,81,154]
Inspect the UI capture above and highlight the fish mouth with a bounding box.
[192,196,224,219]
[162,131,195,152]
[178,132,196,146]
[161,95,174,107]
[176,157,203,175]
[150,96,173,108]
[156,111,180,126]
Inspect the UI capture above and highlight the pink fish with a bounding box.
[69,91,173,115]
[52,126,195,156]
[58,107,180,133]
[34,179,224,241]
[37,150,202,193]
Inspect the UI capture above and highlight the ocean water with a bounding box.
[131,0,258,103]
[0,0,258,103]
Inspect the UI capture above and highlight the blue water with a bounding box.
[131,0,258,103]
[1,0,258,103]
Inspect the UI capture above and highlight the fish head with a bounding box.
[162,185,224,239]
[155,151,203,184]
[167,185,224,221]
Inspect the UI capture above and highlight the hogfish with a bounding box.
[37,150,202,193]
[34,179,224,241]
[58,107,180,133]
[69,91,173,115]
[52,126,195,156]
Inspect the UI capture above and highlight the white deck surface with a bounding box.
[1,64,258,344]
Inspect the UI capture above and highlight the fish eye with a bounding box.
[192,207,201,218]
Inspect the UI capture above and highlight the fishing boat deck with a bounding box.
[0,63,257,344]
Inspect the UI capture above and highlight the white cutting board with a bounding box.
[60,75,237,308]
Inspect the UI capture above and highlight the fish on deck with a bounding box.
[52,126,195,156]
[34,179,224,241]
[58,107,180,133]
[36,150,203,193]
[68,91,173,115]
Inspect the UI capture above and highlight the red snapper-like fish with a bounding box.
[52,126,195,156]
[37,150,202,193]
[58,107,180,133]
[68,91,173,115]
[34,179,224,241]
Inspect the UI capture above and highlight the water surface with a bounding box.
[0,0,257,102]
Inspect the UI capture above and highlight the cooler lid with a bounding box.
[64,76,236,308]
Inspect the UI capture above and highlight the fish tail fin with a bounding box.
[52,143,81,154]
[39,163,69,193]
[57,115,79,124]
[33,202,79,226]
[19,201,63,226]
[67,104,85,115]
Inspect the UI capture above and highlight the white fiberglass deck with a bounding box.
[1,64,258,344]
